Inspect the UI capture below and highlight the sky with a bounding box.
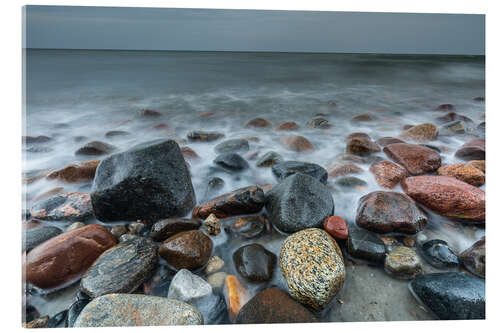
[24,6,485,55]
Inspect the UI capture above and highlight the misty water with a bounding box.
[23,49,485,324]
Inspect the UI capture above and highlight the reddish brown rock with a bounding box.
[46,160,100,183]
[399,123,438,143]
[383,143,441,175]
[346,136,381,156]
[346,132,371,141]
[192,186,265,219]
[24,224,116,289]
[436,112,473,124]
[235,287,318,324]
[459,237,485,277]
[356,191,428,234]
[401,176,485,221]
[435,104,455,111]
[158,230,213,270]
[467,160,485,173]
[150,218,202,241]
[437,163,485,187]
[245,118,272,128]
[225,274,249,322]
[369,160,409,188]
[455,139,485,161]
[323,216,348,240]
[75,141,116,156]
[180,146,200,161]
[327,162,363,178]
[351,114,374,122]
[376,137,406,147]
[30,192,94,221]
[279,135,315,152]
[275,121,299,131]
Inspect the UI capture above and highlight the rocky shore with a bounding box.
[22,98,485,327]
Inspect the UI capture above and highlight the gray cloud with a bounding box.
[24,6,485,55]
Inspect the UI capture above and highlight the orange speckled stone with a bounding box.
[437,163,485,187]
[225,274,249,321]
[402,176,485,221]
[24,224,116,289]
[399,123,438,143]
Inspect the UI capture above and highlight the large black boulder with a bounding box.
[90,139,196,222]
[265,173,334,233]
[409,272,485,320]
[271,161,328,184]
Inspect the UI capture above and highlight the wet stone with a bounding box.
[203,176,225,200]
[455,138,485,161]
[138,109,162,117]
[327,162,363,178]
[256,151,283,167]
[245,117,272,128]
[275,121,299,131]
[272,160,328,184]
[187,130,224,142]
[110,225,128,240]
[369,160,409,188]
[384,246,422,279]
[74,294,203,326]
[409,272,485,320]
[334,176,367,189]
[356,191,428,234]
[436,112,473,124]
[235,287,318,324]
[105,130,130,138]
[229,215,266,239]
[419,239,459,268]
[80,237,158,298]
[204,213,221,235]
[346,136,381,156]
[46,310,68,328]
[119,233,139,242]
[168,268,213,305]
[306,116,331,128]
[346,228,386,264]
[67,299,90,327]
[150,218,202,241]
[383,143,441,175]
[437,163,485,187]
[439,120,467,135]
[214,138,250,154]
[24,224,116,289]
[66,222,85,232]
[376,137,405,147]
[323,216,348,240]
[23,135,52,144]
[459,237,485,278]
[214,152,249,171]
[205,256,224,275]
[75,141,116,156]
[280,228,345,311]
[158,230,213,270]
[279,135,315,152]
[207,272,227,291]
[91,139,196,222]
[30,192,94,221]
[233,243,277,282]
[435,104,455,111]
[399,123,438,142]
[24,315,49,328]
[193,185,265,219]
[225,274,249,321]
[402,176,485,221]
[46,160,100,183]
[23,226,62,252]
[266,173,334,233]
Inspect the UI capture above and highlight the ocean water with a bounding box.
[23,49,485,324]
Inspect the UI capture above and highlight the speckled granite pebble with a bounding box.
[74,294,203,326]
[384,246,422,279]
[279,228,345,311]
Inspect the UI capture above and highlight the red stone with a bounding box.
[369,160,409,188]
[401,175,485,222]
[279,135,315,152]
[245,118,272,128]
[24,224,116,289]
[383,143,441,175]
[323,216,348,240]
[180,146,200,161]
[275,121,299,131]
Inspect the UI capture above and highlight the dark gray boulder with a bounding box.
[23,226,62,252]
[90,139,196,222]
[265,173,334,233]
[272,161,328,184]
[213,153,249,171]
[409,272,485,320]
